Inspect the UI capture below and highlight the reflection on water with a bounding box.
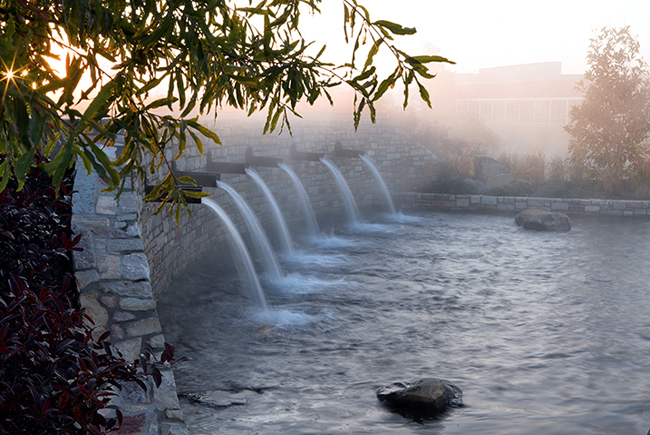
[158,213,650,435]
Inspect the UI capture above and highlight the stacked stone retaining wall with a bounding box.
[72,146,187,435]
[398,192,650,217]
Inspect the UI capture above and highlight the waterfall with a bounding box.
[319,157,361,224]
[218,182,283,281]
[201,198,268,311]
[359,155,396,215]
[246,168,294,256]
[278,163,320,238]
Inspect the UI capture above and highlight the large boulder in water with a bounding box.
[515,209,571,232]
[376,378,463,420]
[474,156,516,189]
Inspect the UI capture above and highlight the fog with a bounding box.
[197,2,650,169]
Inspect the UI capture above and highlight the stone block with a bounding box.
[496,203,514,211]
[91,228,130,239]
[118,193,139,213]
[482,196,497,205]
[126,317,162,337]
[120,297,157,311]
[96,195,118,215]
[97,255,121,279]
[551,202,569,211]
[613,201,627,210]
[80,291,108,340]
[73,234,95,270]
[122,253,150,281]
[126,224,141,237]
[585,205,600,213]
[101,295,117,308]
[111,325,125,340]
[76,269,100,290]
[113,311,137,322]
[455,198,470,208]
[108,238,145,253]
[166,409,184,420]
[72,216,110,229]
[149,334,166,349]
[119,381,151,404]
[160,422,190,435]
[114,337,142,362]
[100,280,153,298]
[154,370,182,412]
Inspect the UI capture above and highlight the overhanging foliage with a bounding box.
[0,0,453,222]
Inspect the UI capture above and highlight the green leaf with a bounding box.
[14,147,36,190]
[0,159,10,193]
[418,82,432,108]
[138,77,164,96]
[372,70,398,101]
[81,81,116,123]
[353,66,376,83]
[363,40,381,71]
[410,55,455,65]
[182,190,210,199]
[374,20,416,35]
[176,175,198,185]
[186,119,221,146]
[145,97,178,110]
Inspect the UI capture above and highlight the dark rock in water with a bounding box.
[180,389,260,409]
[515,209,571,232]
[377,378,464,420]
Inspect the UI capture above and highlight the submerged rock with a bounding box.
[376,378,463,420]
[180,389,261,409]
[515,209,571,232]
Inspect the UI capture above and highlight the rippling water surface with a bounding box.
[158,212,650,434]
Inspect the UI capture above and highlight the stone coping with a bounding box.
[398,192,650,217]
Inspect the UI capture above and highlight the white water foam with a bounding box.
[382,211,423,224]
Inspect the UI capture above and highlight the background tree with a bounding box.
[565,26,650,195]
[0,0,452,221]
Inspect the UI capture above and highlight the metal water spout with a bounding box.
[245,147,283,167]
[333,141,365,158]
[290,144,324,162]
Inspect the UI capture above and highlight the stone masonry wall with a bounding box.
[73,144,188,435]
[398,192,650,217]
[142,116,437,300]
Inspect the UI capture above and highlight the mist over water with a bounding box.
[159,212,650,434]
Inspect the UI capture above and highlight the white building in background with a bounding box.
[455,62,583,156]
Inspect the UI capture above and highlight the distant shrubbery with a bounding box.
[424,146,650,199]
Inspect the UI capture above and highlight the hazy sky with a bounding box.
[304,0,650,75]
